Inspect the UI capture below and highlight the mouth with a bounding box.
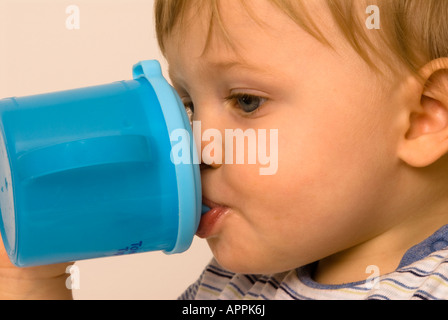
[197,197,231,239]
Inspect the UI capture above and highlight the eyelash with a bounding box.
[225,93,267,116]
[182,93,267,116]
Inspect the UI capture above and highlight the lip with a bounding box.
[196,197,231,239]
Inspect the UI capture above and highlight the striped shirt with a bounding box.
[180,225,448,300]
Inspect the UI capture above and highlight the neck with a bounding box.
[313,204,448,285]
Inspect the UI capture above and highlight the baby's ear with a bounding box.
[398,58,448,168]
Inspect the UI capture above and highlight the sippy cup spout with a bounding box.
[202,204,211,215]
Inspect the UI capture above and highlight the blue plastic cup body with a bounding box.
[0,60,202,267]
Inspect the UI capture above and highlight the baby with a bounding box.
[0,0,447,300]
[155,0,448,299]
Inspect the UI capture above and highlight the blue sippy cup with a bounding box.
[0,60,204,267]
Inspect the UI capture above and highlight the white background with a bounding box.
[0,0,212,299]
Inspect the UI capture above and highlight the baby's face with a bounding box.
[165,0,405,274]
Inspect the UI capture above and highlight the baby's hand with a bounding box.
[0,236,73,300]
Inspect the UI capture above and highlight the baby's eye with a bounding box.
[182,99,195,114]
[227,93,267,114]
[181,98,194,124]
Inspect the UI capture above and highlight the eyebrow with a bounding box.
[206,59,271,75]
[169,59,274,82]
[167,56,278,91]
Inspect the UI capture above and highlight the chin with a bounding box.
[208,241,287,275]
[207,239,253,273]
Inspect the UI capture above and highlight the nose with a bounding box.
[194,110,224,170]
[194,108,222,215]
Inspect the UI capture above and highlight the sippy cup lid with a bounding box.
[133,60,202,254]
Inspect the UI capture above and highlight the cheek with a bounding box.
[276,96,399,235]
[253,102,395,231]
[209,90,399,272]
[220,105,387,229]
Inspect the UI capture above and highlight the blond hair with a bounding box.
[154,0,448,77]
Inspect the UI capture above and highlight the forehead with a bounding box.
[164,0,342,78]
[167,0,332,50]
